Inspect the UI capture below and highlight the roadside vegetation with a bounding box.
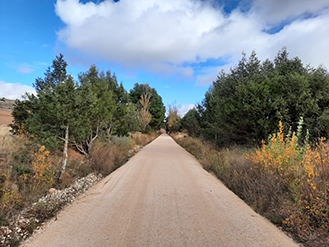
[170,48,329,246]
[0,54,164,246]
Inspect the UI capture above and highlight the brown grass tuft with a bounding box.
[90,142,129,176]
[131,131,160,147]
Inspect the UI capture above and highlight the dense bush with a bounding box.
[197,48,329,147]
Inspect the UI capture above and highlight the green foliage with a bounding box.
[37,136,61,152]
[180,108,201,137]
[9,98,33,134]
[124,102,140,132]
[0,215,9,226]
[129,83,166,129]
[199,48,329,146]
[10,54,166,160]
[102,71,130,136]
[11,54,78,151]
[8,236,21,247]
[33,53,68,93]
[149,91,166,129]
[12,164,31,176]
[109,136,131,149]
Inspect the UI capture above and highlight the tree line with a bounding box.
[177,48,329,146]
[10,54,165,177]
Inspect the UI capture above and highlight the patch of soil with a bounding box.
[67,148,85,161]
[0,109,13,126]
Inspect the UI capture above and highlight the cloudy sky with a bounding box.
[1,0,329,116]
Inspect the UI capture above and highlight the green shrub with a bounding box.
[109,136,131,149]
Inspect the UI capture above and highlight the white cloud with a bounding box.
[178,104,194,117]
[268,13,329,68]
[251,0,329,25]
[0,80,36,100]
[55,0,329,84]
[16,67,35,74]
[197,71,218,86]
[196,63,234,86]
[55,0,227,67]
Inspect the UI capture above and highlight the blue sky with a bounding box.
[1,0,329,116]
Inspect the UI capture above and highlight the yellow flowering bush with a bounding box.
[20,146,55,192]
[17,124,34,139]
[248,120,329,240]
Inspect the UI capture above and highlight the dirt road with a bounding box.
[24,134,297,247]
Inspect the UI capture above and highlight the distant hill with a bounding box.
[0,98,15,110]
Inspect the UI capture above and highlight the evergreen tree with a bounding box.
[78,66,115,156]
[180,108,201,137]
[100,71,129,136]
[33,53,68,93]
[199,48,329,146]
[129,83,166,129]
[124,102,140,132]
[52,76,89,178]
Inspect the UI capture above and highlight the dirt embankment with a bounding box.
[0,109,13,126]
[0,108,13,136]
[0,98,14,129]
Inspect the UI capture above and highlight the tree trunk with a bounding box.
[106,125,113,138]
[106,126,111,138]
[60,123,69,180]
[88,126,99,158]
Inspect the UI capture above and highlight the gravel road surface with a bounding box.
[23,134,298,247]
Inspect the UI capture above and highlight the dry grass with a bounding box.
[90,131,161,176]
[0,126,11,137]
[130,131,160,147]
[0,135,27,171]
[90,141,129,176]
